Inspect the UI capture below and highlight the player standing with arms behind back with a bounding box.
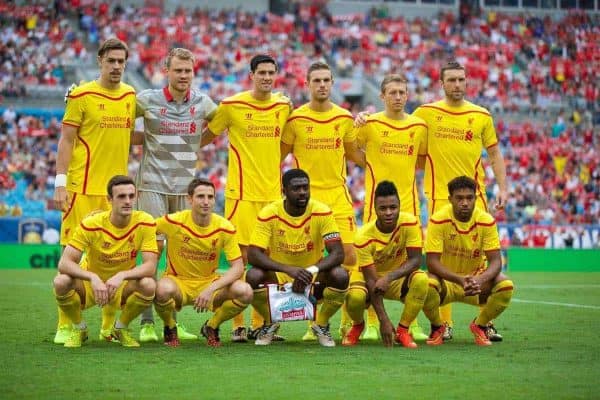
[201,55,292,342]
[133,47,218,342]
[53,38,136,344]
[413,60,507,341]
[352,73,429,341]
[281,61,363,341]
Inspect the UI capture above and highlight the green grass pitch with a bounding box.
[1,270,599,400]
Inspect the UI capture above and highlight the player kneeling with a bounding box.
[246,169,348,347]
[343,181,444,348]
[153,178,253,347]
[53,176,158,348]
[425,176,514,346]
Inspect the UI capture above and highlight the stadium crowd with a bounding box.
[1,1,598,243]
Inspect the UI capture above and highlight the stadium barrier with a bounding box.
[0,244,598,271]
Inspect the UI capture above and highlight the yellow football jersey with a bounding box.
[156,210,241,280]
[413,100,498,203]
[68,210,157,282]
[424,204,500,275]
[355,213,422,277]
[207,91,291,202]
[250,199,340,268]
[356,112,427,221]
[63,81,136,195]
[282,103,355,191]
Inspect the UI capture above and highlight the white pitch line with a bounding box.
[518,284,600,289]
[513,298,600,310]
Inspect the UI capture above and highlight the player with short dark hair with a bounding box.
[246,169,348,347]
[52,37,137,344]
[201,54,293,343]
[413,60,508,341]
[281,61,363,341]
[344,181,443,347]
[153,178,252,347]
[425,176,514,346]
[53,175,158,348]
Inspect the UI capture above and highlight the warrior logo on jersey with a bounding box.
[468,118,474,126]
[472,233,479,242]
[409,131,415,139]
[98,104,105,111]
[306,126,313,133]
[436,115,443,122]
[190,106,196,117]
[382,130,389,137]
[245,113,252,120]
[160,108,167,116]
[182,236,190,244]
[211,238,218,248]
[102,241,111,249]
[277,229,285,237]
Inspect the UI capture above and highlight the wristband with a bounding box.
[306,266,319,275]
[54,174,67,188]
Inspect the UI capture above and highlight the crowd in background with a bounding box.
[1,0,599,247]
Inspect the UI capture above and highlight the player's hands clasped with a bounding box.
[105,272,124,301]
[463,275,482,296]
[290,268,313,293]
[90,275,109,306]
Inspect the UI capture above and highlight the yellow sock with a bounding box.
[316,287,347,326]
[366,306,379,326]
[208,299,249,329]
[251,288,271,324]
[475,280,514,326]
[155,298,177,328]
[119,291,153,326]
[55,289,82,325]
[399,272,428,327]
[345,285,367,323]
[57,307,70,328]
[250,307,264,330]
[339,303,350,327]
[101,304,117,331]
[440,303,453,327]
[231,311,245,330]
[422,280,443,326]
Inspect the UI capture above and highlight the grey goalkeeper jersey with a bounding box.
[136,87,217,194]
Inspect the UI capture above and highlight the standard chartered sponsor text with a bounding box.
[245,124,276,137]
[100,115,129,129]
[306,137,335,150]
